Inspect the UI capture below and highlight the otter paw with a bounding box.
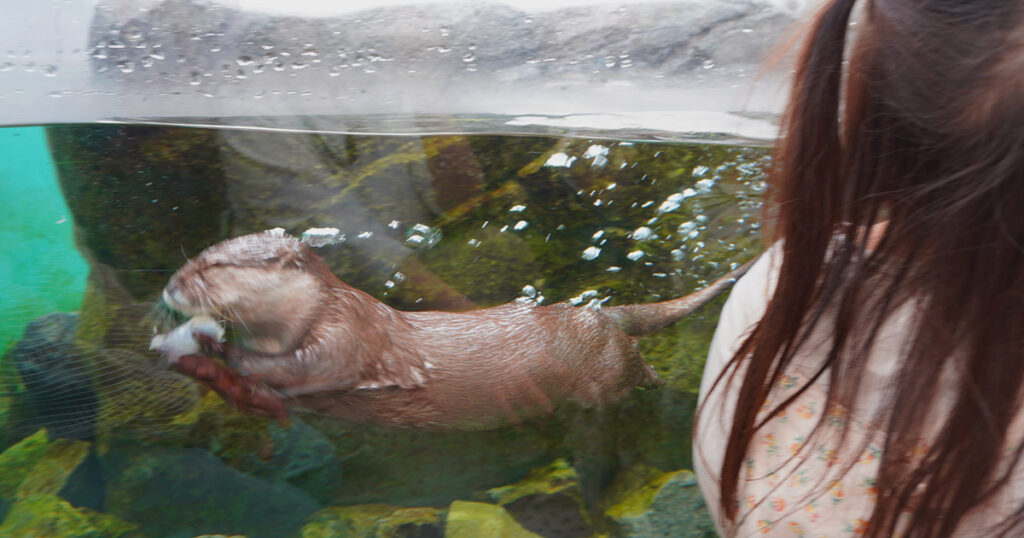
[173,354,290,426]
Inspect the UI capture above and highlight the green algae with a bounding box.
[0,429,50,499]
[603,467,714,537]
[484,458,580,506]
[0,492,139,538]
[15,438,91,499]
[300,504,444,538]
[445,500,541,538]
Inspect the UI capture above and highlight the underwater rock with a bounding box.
[305,416,558,507]
[482,458,593,538]
[47,124,229,300]
[103,446,320,538]
[300,504,444,538]
[0,429,102,513]
[0,431,119,536]
[603,466,715,538]
[0,492,138,537]
[186,394,340,504]
[0,429,51,500]
[9,313,98,440]
[444,500,541,538]
[14,437,90,499]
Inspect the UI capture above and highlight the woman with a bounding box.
[694,0,1024,536]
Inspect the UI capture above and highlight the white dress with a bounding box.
[694,245,1024,537]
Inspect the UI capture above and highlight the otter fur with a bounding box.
[161,231,750,431]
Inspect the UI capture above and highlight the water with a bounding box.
[0,121,767,537]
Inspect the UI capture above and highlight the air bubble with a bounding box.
[632,226,654,241]
[405,223,442,248]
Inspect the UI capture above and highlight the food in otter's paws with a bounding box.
[150,315,225,363]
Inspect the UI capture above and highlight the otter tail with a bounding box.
[605,260,754,337]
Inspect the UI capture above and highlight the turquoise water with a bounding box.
[0,127,87,354]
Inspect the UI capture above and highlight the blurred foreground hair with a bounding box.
[704,0,1024,535]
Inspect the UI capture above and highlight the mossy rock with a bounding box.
[300,503,444,538]
[102,446,320,538]
[483,458,593,537]
[0,429,51,499]
[91,349,201,445]
[304,416,560,507]
[0,492,138,537]
[185,395,341,504]
[15,437,91,499]
[603,466,715,537]
[444,501,541,538]
[47,124,229,301]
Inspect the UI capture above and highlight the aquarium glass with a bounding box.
[0,1,796,536]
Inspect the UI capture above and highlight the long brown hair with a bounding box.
[702,0,1024,535]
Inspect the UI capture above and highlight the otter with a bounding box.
[159,231,751,431]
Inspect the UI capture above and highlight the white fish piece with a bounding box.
[150,315,225,364]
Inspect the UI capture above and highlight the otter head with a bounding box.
[163,231,329,353]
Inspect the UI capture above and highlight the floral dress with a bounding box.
[694,245,1024,537]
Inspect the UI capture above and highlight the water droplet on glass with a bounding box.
[702,59,716,69]
[508,205,526,213]
[462,52,475,63]
[522,285,537,298]
[236,55,254,66]
[513,220,528,231]
[627,250,645,261]
[440,26,451,37]
[41,65,57,76]
[357,230,373,239]
[606,266,622,273]
[117,60,134,73]
[582,246,601,261]
[692,165,710,177]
